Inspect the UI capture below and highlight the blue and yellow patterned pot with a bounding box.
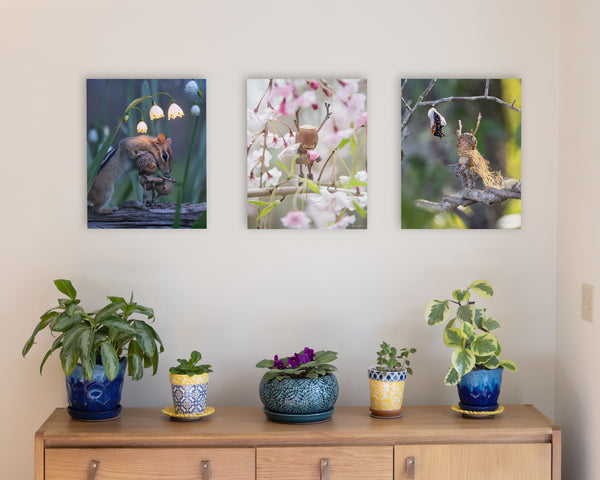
[65,357,127,420]
[259,374,339,415]
[368,367,406,418]
[457,367,503,412]
[170,372,209,415]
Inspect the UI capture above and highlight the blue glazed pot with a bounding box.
[457,367,503,412]
[259,374,339,415]
[65,358,127,419]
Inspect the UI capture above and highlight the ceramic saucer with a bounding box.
[263,407,334,424]
[161,406,215,422]
[451,404,504,419]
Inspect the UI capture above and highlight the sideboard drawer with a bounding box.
[257,446,393,480]
[45,447,255,480]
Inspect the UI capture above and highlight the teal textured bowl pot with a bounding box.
[259,374,339,415]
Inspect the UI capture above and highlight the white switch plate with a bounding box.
[581,283,594,323]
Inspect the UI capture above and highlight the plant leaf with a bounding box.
[500,359,518,372]
[482,355,500,369]
[481,317,501,332]
[451,348,475,377]
[443,328,465,348]
[469,279,494,298]
[452,290,470,302]
[100,342,120,380]
[457,304,475,325]
[54,279,77,300]
[444,366,460,386]
[471,332,498,356]
[425,300,450,326]
[22,311,59,356]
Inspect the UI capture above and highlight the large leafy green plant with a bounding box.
[424,279,517,386]
[22,279,163,381]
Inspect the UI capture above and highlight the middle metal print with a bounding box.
[247,79,367,229]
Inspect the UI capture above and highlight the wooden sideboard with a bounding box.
[35,405,560,479]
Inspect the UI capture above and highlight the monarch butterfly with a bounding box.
[427,107,446,137]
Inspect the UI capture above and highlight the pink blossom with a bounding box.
[281,210,311,229]
[308,80,319,90]
[355,112,368,129]
[321,128,355,148]
[328,215,356,229]
[277,143,300,161]
[307,150,320,161]
[270,82,295,99]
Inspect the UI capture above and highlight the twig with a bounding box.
[472,113,482,135]
[401,79,436,130]
[416,95,521,113]
[248,184,365,199]
[401,79,521,132]
[414,182,521,213]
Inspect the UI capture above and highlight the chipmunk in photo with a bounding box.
[88,134,173,213]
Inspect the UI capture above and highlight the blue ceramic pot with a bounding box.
[259,374,339,415]
[65,358,127,419]
[457,367,503,412]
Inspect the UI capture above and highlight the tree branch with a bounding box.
[248,183,365,199]
[401,79,436,130]
[414,181,521,213]
[401,79,521,132]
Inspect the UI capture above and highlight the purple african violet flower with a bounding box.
[297,352,310,363]
[273,355,286,370]
[288,355,300,368]
[304,347,316,361]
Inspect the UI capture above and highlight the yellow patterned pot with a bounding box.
[169,373,209,415]
[368,367,406,418]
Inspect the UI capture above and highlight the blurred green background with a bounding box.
[401,79,521,229]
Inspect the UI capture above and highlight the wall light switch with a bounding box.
[581,283,594,323]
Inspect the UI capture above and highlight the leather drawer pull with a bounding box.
[201,460,211,479]
[320,458,330,480]
[406,456,416,479]
[86,460,100,480]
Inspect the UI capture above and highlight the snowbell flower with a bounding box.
[88,129,98,143]
[149,104,164,120]
[168,102,185,119]
[190,104,201,116]
[184,80,200,97]
[136,121,148,134]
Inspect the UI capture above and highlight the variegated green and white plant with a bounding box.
[425,279,517,386]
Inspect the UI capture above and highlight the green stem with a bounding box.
[182,115,200,202]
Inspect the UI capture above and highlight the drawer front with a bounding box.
[45,447,254,480]
[257,446,393,480]
[395,444,551,480]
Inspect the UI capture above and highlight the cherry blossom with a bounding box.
[281,210,311,229]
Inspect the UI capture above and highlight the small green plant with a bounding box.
[22,279,163,381]
[256,347,337,381]
[376,342,416,374]
[425,279,517,386]
[169,350,212,376]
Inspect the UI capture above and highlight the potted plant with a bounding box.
[368,342,416,418]
[22,279,163,420]
[168,350,212,416]
[425,279,517,413]
[256,347,338,423]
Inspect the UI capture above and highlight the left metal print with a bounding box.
[87,79,207,229]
